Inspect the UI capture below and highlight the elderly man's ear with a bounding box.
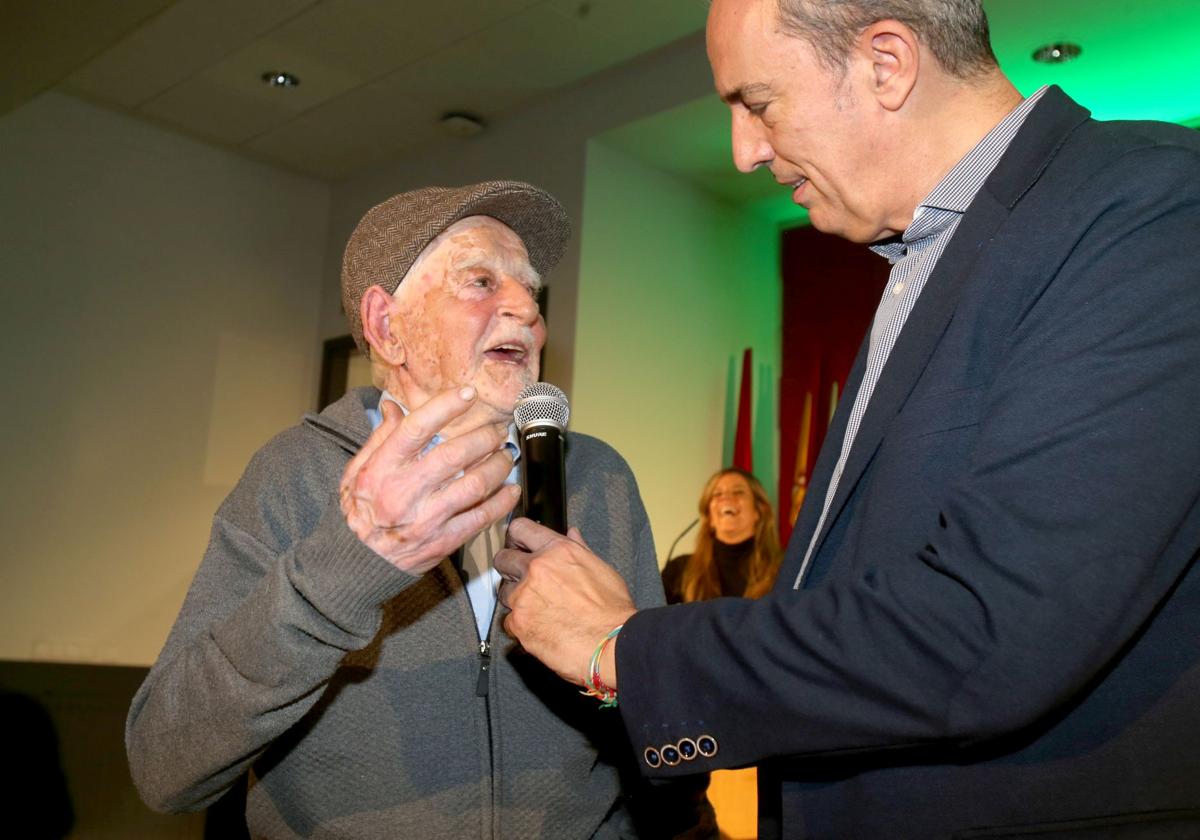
[360,284,406,366]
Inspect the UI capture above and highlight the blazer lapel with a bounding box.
[816,195,1007,544]
[796,87,1092,577]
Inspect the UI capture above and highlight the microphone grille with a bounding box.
[514,382,569,431]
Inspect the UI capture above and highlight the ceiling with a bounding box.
[1,0,709,180]
[4,0,1198,192]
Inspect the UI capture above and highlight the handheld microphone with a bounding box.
[514,383,569,534]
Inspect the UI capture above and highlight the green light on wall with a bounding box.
[987,0,1200,126]
[744,193,810,228]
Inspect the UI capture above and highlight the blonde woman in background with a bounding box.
[663,468,782,605]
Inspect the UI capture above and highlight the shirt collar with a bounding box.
[869,85,1050,262]
[369,390,520,462]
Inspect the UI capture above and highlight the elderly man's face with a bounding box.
[392,216,545,422]
[707,0,902,242]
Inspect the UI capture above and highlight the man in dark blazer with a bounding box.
[496,0,1200,836]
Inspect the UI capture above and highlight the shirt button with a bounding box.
[892,281,905,295]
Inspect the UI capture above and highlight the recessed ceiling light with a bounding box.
[261,71,300,88]
[440,112,485,138]
[1032,43,1082,64]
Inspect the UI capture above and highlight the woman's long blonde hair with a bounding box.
[680,468,782,602]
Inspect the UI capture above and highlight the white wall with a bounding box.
[573,141,780,562]
[0,93,330,666]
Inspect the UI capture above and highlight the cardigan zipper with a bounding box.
[476,639,491,696]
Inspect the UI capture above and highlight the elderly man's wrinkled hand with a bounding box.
[338,386,521,574]
[495,519,637,687]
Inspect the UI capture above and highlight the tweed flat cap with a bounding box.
[341,180,570,354]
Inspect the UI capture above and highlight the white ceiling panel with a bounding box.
[63,0,319,108]
[545,0,706,63]
[0,0,174,113]
[244,72,443,177]
[137,73,299,145]
[443,4,620,93]
[186,37,364,113]
[267,0,444,82]
[364,0,549,50]
[389,36,542,120]
[242,115,421,179]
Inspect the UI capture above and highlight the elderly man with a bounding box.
[126,181,683,838]
[497,2,1200,838]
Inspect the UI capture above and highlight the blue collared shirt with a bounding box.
[368,391,519,641]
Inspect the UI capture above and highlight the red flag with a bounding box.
[733,348,753,471]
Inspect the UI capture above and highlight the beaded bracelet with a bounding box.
[580,624,623,708]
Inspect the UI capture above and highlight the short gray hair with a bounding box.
[775,0,997,78]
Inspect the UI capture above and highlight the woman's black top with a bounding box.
[661,535,755,605]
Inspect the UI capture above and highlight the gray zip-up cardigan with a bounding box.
[126,387,668,838]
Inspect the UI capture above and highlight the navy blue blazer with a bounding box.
[616,87,1200,838]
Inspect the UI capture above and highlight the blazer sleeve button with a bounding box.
[678,737,697,760]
